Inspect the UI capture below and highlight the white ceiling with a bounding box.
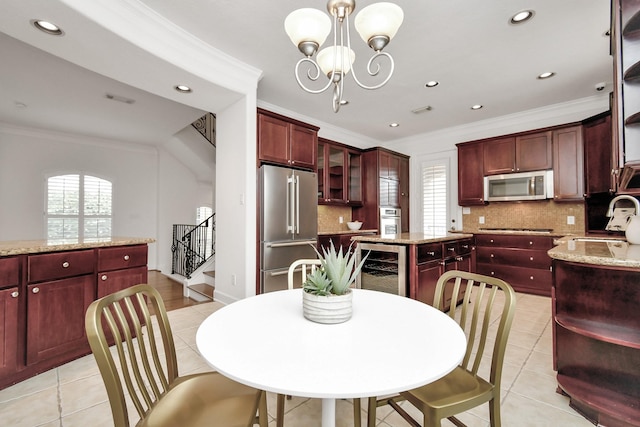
[0,0,613,146]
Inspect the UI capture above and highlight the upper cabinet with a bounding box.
[552,125,584,201]
[457,141,485,206]
[257,109,319,171]
[483,131,552,175]
[317,138,362,205]
[583,111,616,196]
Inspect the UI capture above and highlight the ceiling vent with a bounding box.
[411,105,432,114]
[105,93,135,104]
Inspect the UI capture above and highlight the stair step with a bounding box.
[189,283,215,300]
[204,270,215,278]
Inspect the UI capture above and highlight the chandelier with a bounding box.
[284,0,403,112]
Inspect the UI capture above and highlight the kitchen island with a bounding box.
[0,237,154,390]
[548,237,640,427]
[352,232,473,307]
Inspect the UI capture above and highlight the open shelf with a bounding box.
[555,315,640,349]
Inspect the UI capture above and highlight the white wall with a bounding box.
[0,122,204,272]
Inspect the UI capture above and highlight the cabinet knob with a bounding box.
[530,256,534,261]
[447,247,455,252]
[530,276,534,280]
[529,241,533,245]
[123,255,130,261]
[11,291,19,298]
[32,287,40,294]
[490,254,494,258]
[101,275,108,281]
[462,244,469,249]
[490,239,494,243]
[490,271,495,276]
[62,261,70,268]
[427,251,435,256]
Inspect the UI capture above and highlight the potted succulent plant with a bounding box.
[301,241,369,324]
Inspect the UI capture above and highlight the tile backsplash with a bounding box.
[317,205,353,233]
[461,200,585,234]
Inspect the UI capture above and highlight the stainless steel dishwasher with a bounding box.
[356,242,407,296]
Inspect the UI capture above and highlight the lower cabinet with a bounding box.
[0,244,149,390]
[475,234,553,296]
[26,275,94,365]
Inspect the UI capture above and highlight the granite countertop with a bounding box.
[351,232,474,245]
[548,236,640,268]
[318,229,378,236]
[456,229,570,237]
[0,237,155,256]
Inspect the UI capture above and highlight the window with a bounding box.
[422,163,447,234]
[46,174,112,240]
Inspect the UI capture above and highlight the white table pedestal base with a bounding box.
[321,398,336,427]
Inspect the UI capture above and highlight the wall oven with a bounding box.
[380,207,401,238]
[356,242,406,296]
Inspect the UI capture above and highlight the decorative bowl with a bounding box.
[347,221,363,230]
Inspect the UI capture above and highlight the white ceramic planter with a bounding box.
[302,290,353,324]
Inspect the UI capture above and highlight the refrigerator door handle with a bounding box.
[286,175,294,234]
[266,239,317,248]
[295,174,300,235]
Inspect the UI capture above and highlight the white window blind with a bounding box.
[47,174,112,240]
[422,164,447,234]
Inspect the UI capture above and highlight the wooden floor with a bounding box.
[147,270,206,311]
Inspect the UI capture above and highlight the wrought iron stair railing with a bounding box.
[171,213,215,278]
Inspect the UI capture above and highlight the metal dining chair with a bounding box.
[357,270,516,427]
[274,258,324,427]
[85,284,267,427]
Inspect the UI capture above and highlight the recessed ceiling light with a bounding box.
[31,19,64,36]
[471,105,483,110]
[389,123,400,128]
[510,10,534,25]
[425,81,439,88]
[174,85,192,93]
[537,72,555,79]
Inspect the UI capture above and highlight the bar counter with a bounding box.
[0,236,155,257]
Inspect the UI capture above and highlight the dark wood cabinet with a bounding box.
[317,138,362,205]
[475,234,553,296]
[317,232,375,254]
[483,131,552,175]
[97,245,148,297]
[257,109,319,171]
[553,260,640,427]
[583,111,616,195]
[0,243,149,390]
[355,148,410,231]
[553,125,584,201]
[0,257,19,378]
[457,141,485,206]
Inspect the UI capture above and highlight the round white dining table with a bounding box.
[196,288,466,427]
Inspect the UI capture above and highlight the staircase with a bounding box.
[171,213,216,301]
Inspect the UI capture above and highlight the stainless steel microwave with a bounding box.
[483,170,554,202]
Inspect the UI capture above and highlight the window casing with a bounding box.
[46,174,112,240]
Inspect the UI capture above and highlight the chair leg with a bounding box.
[276,393,285,427]
[367,397,378,427]
[489,397,501,427]
[353,398,361,426]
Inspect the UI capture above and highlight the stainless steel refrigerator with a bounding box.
[260,164,318,293]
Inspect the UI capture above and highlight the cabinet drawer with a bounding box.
[97,245,147,271]
[28,250,95,283]
[417,243,442,264]
[0,257,20,288]
[476,263,552,294]
[476,247,552,269]
[475,234,553,250]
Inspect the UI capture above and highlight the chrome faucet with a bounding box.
[606,195,640,217]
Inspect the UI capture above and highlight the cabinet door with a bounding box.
[289,124,317,170]
[317,141,326,199]
[327,145,346,202]
[584,113,615,195]
[399,156,410,232]
[379,177,400,207]
[97,266,148,298]
[483,137,516,175]
[516,131,552,172]
[457,142,485,206]
[379,151,400,180]
[347,150,362,204]
[553,125,584,201]
[26,275,95,365]
[0,287,19,376]
[416,261,443,306]
[258,113,290,166]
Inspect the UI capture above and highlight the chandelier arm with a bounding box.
[350,51,396,90]
[294,57,334,94]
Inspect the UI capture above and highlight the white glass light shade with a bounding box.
[317,46,356,76]
[284,8,331,48]
[354,2,404,43]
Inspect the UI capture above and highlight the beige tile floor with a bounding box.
[0,292,595,427]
